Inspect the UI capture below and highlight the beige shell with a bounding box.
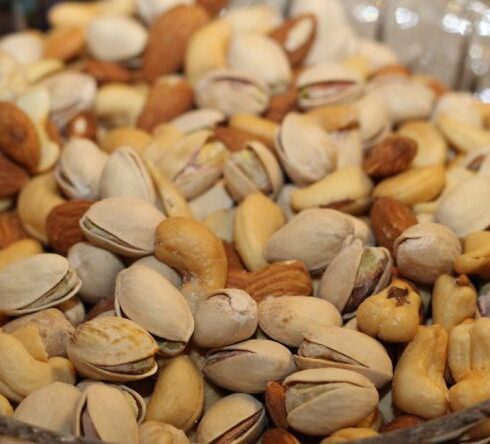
[140,421,190,444]
[99,146,155,203]
[436,115,490,153]
[0,50,28,101]
[58,297,85,327]
[114,265,194,356]
[195,69,270,117]
[0,254,81,316]
[131,256,182,288]
[433,92,482,128]
[194,289,258,348]
[203,339,296,394]
[297,62,364,109]
[73,383,139,444]
[0,31,43,65]
[284,368,379,436]
[55,138,108,200]
[226,4,282,34]
[170,109,226,135]
[224,141,284,202]
[258,296,341,347]
[196,393,266,444]
[356,93,391,148]
[264,208,354,272]
[80,197,165,257]
[276,112,337,186]
[67,316,159,382]
[189,180,234,221]
[296,326,393,388]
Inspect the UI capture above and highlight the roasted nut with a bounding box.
[454,231,490,278]
[229,114,278,149]
[0,152,29,198]
[139,421,190,444]
[437,115,490,153]
[0,238,43,271]
[380,415,425,433]
[100,127,152,155]
[321,428,378,443]
[262,428,300,444]
[0,212,28,248]
[265,381,289,430]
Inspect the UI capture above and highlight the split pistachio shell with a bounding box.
[115,265,194,356]
[67,316,159,382]
[194,289,258,348]
[394,223,462,284]
[228,34,292,94]
[224,141,284,202]
[276,112,337,186]
[195,69,270,117]
[297,62,363,109]
[265,208,354,272]
[356,93,391,148]
[58,296,85,327]
[87,15,148,62]
[11,382,80,436]
[284,368,379,436]
[80,197,165,257]
[196,393,266,444]
[437,115,490,153]
[203,339,296,393]
[459,148,490,177]
[319,239,393,315]
[170,108,226,134]
[132,255,182,288]
[433,92,482,128]
[74,383,139,444]
[99,146,155,203]
[258,296,341,347]
[189,180,234,221]
[291,167,373,214]
[67,242,125,305]
[55,138,108,200]
[140,421,190,444]
[295,326,393,388]
[0,253,80,316]
[435,175,490,237]
[234,193,285,271]
[146,355,204,431]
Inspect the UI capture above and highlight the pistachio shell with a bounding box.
[226,5,282,34]
[433,92,482,128]
[296,326,393,388]
[140,421,190,444]
[80,197,165,257]
[0,254,80,316]
[0,51,28,101]
[131,255,182,288]
[204,339,296,393]
[190,180,234,221]
[67,316,159,382]
[0,32,43,65]
[0,393,13,416]
[437,115,490,153]
[170,108,226,134]
[356,93,391,148]
[258,296,341,347]
[115,266,194,356]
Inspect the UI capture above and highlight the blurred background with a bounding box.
[0,0,489,99]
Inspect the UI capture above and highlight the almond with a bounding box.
[227,260,312,303]
[137,79,194,132]
[370,197,418,253]
[269,15,317,67]
[0,152,29,198]
[66,112,97,140]
[262,429,299,444]
[265,85,298,123]
[0,212,28,249]
[265,382,289,430]
[196,0,228,16]
[380,415,424,433]
[143,5,210,82]
[45,119,63,146]
[46,200,93,254]
[223,241,245,270]
[214,126,260,152]
[0,102,40,172]
[84,59,133,84]
[363,135,418,179]
[44,26,86,61]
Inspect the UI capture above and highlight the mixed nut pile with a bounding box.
[2,0,490,442]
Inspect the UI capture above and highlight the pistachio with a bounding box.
[115,265,194,356]
[132,255,182,288]
[190,180,234,221]
[356,93,391,148]
[140,421,190,444]
[0,31,43,65]
[0,393,13,416]
[80,197,165,257]
[229,114,279,149]
[436,115,490,153]
[394,223,461,284]
[194,289,258,348]
[258,296,341,347]
[197,393,267,444]
[0,51,28,101]
[67,316,159,382]
[283,368,379,436]
[321,428,378,443]
[100,127,152,155]
[203,339,296,393]
[170,108,226,135]
[295,326,393,388]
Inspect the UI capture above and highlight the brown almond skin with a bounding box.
[370,197,418,253]
[265,86,299,123]
[0,102,40,172]
[84,59,133,84]
[380,415,425,433]
[265,382,289,430]
[223,241,245,271]
[262,429,300,444]
[137,80,194,132]
[196,0,228,16]
[66,112,97,141]
[269,15,317,68]
[45,119,63,146]
[0,152,29,198]
[363,135,418,179]
[0,212,28,249]
[143,5,210,82]
[46,200,93,254]
[214,127,260,152]
[44,27,86,61]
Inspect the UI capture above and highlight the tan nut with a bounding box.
[320,428,378,443]
[0,238,43,271]
[454,231,490,278]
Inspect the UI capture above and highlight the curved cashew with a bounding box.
[155,217,227,312]
[392,325,449,419]
[0,393,13,416]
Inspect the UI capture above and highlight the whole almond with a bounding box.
[0,152,29,198]
[143,5,210,82]
[269,15,317,68]
[265,382,289,430]
[196,0,228,16]
[370,197,418,252]
[223,241,245,270]
[262,429,299,444]
[265,86,299,123]
[46,200,93,254]
[214,126,259,152]
[0,102,40,172]
[363,135,418,179]
[84,59,133,84]
[227,260,312,303]
[137,79,194,132]
[0,212,28,249]
[380,415,424,433]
